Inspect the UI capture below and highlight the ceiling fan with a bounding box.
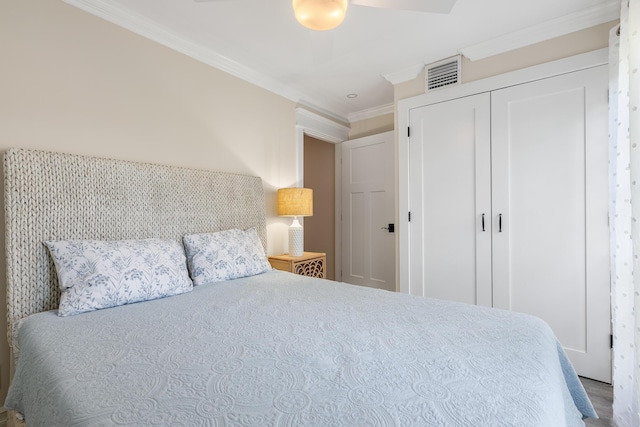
[195,0,457,31]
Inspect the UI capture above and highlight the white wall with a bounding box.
[0,0,300,408]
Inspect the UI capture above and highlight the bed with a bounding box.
[3,148,597,426]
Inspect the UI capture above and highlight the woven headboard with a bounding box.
[3,148,267,345]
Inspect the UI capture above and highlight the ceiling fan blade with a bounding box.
[350,0,456,14]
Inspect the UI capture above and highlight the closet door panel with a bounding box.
[491,66,610,382]
[408,93,492,305]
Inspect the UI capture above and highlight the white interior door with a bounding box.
[491,66,611,383]
[341,131,395,291]
[407,93,492,305]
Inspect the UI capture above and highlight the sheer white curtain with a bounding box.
[609,0,640,425]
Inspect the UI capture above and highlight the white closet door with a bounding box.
[491,66,611,382]
[408,93,492,305]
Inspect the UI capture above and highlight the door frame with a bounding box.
[295,108,349,280]
[397,48,608,293]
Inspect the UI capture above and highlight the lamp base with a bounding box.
[288,217,304,257]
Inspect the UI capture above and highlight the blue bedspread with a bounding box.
[5,270,596,426]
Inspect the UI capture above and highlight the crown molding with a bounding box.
[459,1,620,61]
[63,0,350,123]
[63,0,619,123]
[296,108,350,143]
[348,103,395,123]
[380,1,618,84]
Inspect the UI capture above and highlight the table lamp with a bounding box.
[277,188,313,257]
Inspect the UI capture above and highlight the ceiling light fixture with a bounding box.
[346,93,358,98]
[292,0,348,31]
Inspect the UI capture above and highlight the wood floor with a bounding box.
[581,377,613,426]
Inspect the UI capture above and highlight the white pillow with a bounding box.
[46,239,193,316]
[183,228,271,285]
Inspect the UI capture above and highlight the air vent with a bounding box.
[426,56,461,91]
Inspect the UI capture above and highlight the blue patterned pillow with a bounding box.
[46,239,193,316]
[183,228,271,285]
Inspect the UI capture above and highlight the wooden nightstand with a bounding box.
[268,252,326,279]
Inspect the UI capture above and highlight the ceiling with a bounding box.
[65,0,618,123]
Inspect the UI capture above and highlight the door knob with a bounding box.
[381,224,395,233]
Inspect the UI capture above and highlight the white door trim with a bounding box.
[295,108,349,279]
[295,108,349,184]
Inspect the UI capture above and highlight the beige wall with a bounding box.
[462,21,615,83]
[304,136,336,280]
[394,21,616,102]
[0,0,299,408]
[349,113,394,139]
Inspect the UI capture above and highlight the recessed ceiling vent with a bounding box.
[426,56,461,92]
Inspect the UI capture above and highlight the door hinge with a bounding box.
[408,212,411,222]
[407,127,410,137]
